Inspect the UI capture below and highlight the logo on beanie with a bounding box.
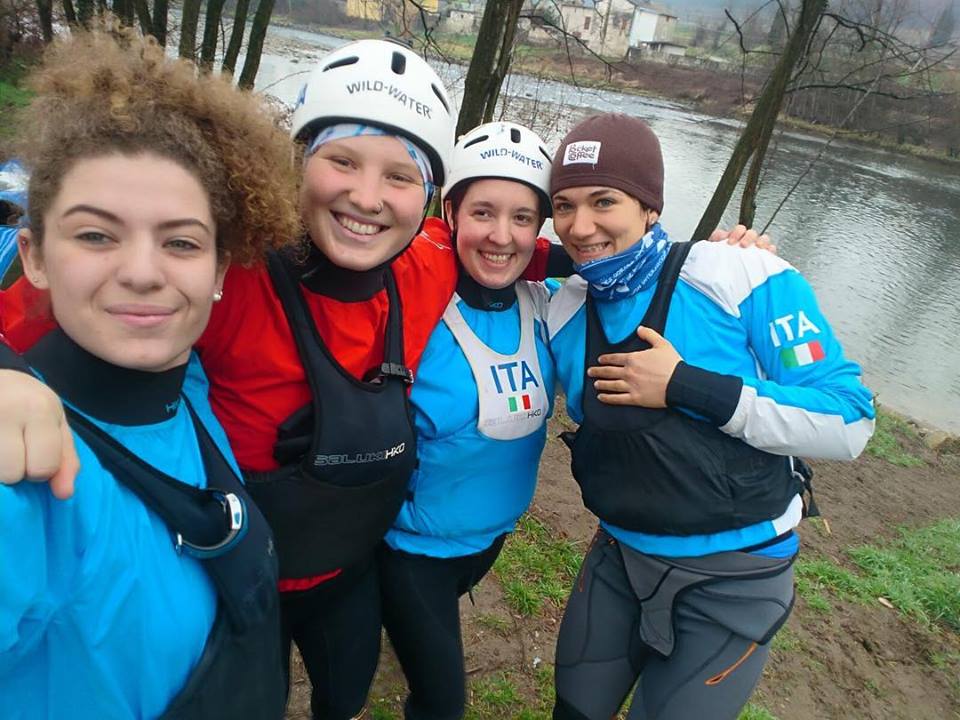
[563,141,601,166]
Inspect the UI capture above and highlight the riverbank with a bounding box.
[0,56,36,144]
[273,18,959,166]
[286,405,960,720]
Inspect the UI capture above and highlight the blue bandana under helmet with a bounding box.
[305,122,435,207]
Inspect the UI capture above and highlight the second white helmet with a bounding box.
[291,39,456,186]
[442,122,553,217]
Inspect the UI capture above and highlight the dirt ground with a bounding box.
[286,407,960,720]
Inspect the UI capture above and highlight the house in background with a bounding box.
[627,2,685,57]
[525,1,685,59]
[343,0,439,22]
[439,0,485,34]
[526,0,635,57]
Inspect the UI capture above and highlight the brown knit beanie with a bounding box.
[550,113,664,213]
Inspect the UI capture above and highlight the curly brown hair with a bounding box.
[14,30,301,264]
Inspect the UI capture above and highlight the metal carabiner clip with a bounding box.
[175,491,246,559]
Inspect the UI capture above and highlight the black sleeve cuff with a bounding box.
[666,361,743,426]
[546,243,575,278]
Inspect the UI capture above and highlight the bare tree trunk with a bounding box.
[222,0,250,76]
[77,0,93,26]
[693,0,827,239]
[200,0,228,72]
[36,0,54,41]
[481,0,522,123]
[152,0,167,45]
[133,0,152,35]
[113,0,134,26]
[457,0,524,136]
[238,0,276,90]
[62,0,77,27]
[178,0,202,61]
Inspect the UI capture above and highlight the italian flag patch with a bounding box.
[780,340,825,368]
[508,394,532,413]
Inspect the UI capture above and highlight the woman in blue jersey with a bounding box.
[378,121,557,720]
[0,33,299,720]
[545,113,876,720]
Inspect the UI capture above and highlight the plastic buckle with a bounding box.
[175,491,245,559]
[380,362,414,385]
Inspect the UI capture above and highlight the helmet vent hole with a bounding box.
[510,128,521,143]
[431,84,450,114]
[539,147,552,163]
[323,56,359,71]
[391,52,407,74]
[462,134,489,149]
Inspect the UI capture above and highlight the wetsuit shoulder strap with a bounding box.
[379,268,412,384]
[0,342,232,541]
[641,240,694,335]
[64,401,244,554]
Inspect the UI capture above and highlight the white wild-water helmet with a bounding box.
[442,122,553,218]
[291,39,456,186]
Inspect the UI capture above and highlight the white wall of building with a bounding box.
[628,9,659,45]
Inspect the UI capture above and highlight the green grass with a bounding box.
[865,409,925,467]
[1,59,34,142]
[930,651,960,671]
[0,80,32,110]
[369,701,400,720]
[493,514,583,617]
[465,674,527,720]
[864,678,885,698]
[770,626,801,653]
[463,665,557,720]
[738,704,781,720]
[847,519,960,631]
[795,519,960,632]
[473,612,512,636]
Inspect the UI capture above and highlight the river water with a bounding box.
[251,28,960,433]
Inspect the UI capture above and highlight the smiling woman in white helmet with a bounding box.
[378,121,558,720]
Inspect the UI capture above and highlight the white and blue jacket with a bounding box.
[548,241,875,558]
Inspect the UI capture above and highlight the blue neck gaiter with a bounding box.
[575,223,670,300]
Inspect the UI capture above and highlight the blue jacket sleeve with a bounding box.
[0,485,54,662]
[668,258,875,460]
[0,441,96,666]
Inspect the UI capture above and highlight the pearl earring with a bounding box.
[213,289,223,302]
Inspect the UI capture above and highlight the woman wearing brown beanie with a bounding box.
[546,113,875,720]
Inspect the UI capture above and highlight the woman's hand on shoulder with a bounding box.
[708,224,777,254]
[0,370,78,499]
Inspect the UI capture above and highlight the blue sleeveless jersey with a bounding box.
[386,283,557,558]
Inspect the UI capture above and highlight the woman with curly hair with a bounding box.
[0,31,299,720]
